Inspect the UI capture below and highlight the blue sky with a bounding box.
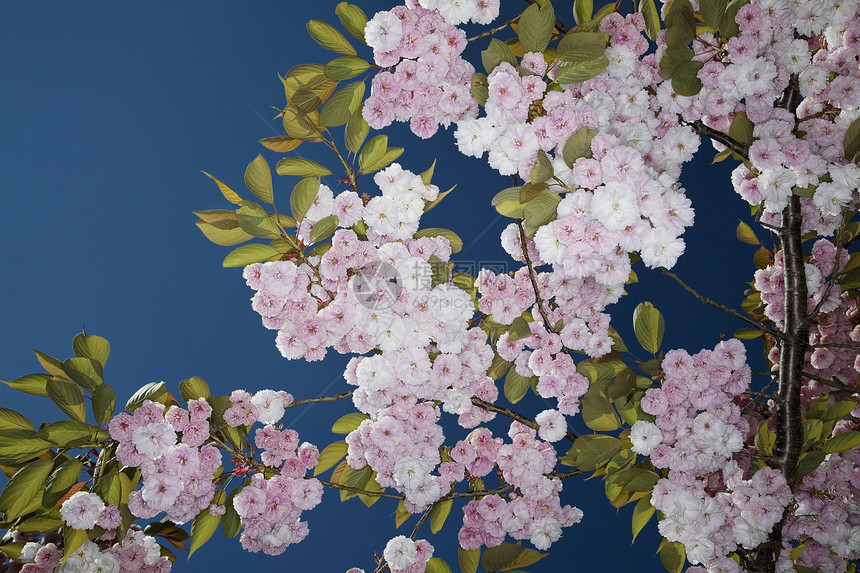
[0,1,758,571]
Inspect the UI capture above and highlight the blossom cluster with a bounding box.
[231,466,323,555]
[6,526,171,573]
[677,0,860,227]
[363,0,494,138]
[755,238,860,408]
[108,399,220,524]
[382,536,434,573]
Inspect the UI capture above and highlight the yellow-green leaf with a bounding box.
[332,412,369,434]
[222,244,279,268]
[633,302,664,354]
[414,228,463,254]
[320,81,366,127]
[425,557,452,573]
[315,440,348,476]
[581,392,621,431]
[659,540,686,573]
[47,378,86,422]
[259,136,302,153]
[37,420,106,448]
[325,56,370,80]
[631,493,655,542]
[43,458,83,508]
[0,458,54,520]
[573,0,593,24]
[0,430,53,465]
[492,187,527,218]
[72,332,110,368]
[188,491,225,557]
[335,2,368,43]
[504,368,531,404]
[458,547,480,573]
[276,157,332,178]
[430,498,453,534]
[179,377,211,403]
[518,0,556,53]
[125,381,168,412]
[554,55,609,84]
[290,176,321,223]
[736,220,760,245]
[310,214,340,244]
[823,431,860,454]
[244,154,274,205]
[639,0,661,39]
[1,373,49,397]
[0,407,32,431]
[202,171,243,205]
[63,357,103,393]
[345,108,370,153]
[307,20,356,56]
[61,527,89,565]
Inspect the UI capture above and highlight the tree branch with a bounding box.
[659,268,784,339]
[467,15,521,42]
[687,120,750,160]
[314,477,405,500]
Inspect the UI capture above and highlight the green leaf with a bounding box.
[281,104,325,143]
[736,220,760,245]
[564,434,623,471]
[753,245,771,270]
[244,154,274,205]
[0,430,53,465]
[573,0,593,24]
[425,558,453,573]
[72,332,110,368]
[0,458,54,520]
[325,55,370,80]
[37,420,106,448]
[195,216,254,247]
[320,81,366,127]
[310,214,340,244]
[420,160,436,186]
[671,60,703,96]
[733,328,762,340]
[518,0,555,53]
[631,493,655,542]
[823,431,860,454]
[222,487,242,539]
[699,0,728,30]
[363,145,403,175]
[1,373,49,397]
[795,450,826,477]
[529,150,554,184]
[179,377,211,403]
[90,384,116,425]
[719,0,746,38]
[47,378,86,422]
[639,0,661,40]
[315,440,348,476]
[43,458,83,508]
[345,109,370,154]
[63,357,103,393]
[332,412,369,434]
[659,46,693,80]
[0,407,32,431]
[307,19,356,55]
[62,527,89,564]
[844,116,860,163]
[202,171,243,205]
[125,381,168,412]
[633,302,664,354]
[18,513,64,533]
[659,540,686,573]
[414,228,463,254]
[728,111,753,147]
[430,498,453,534]
[482,542,548,572]
[458,547,480,573]
[471,73,489,107]
[358,134,388,174]
[481,38,517,74]
[222,244,278,268]
[188,490,225,557]
[335,2,368,43]
[753,421,773,456]
[554,55,609,84]
[276,157,332,178]
[259,136,302,153]
[556,32,605,62]
[562,127,597,167]
[523,190,561,229]
[581,392,621,431]
[290,176,321,223]
[825,397,858,421]
[492,187,527,218]
[504,368,531,404]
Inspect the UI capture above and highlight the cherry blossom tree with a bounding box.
[1,0,859,572]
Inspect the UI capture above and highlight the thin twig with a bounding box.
[286,391,354,408]
[467,15,521,42]
[517,219,555,333]
[471,396,579,442]
[314,477,405,500]
[687,120,750,160]
[659,268,784,339]
[800,371,859,394]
